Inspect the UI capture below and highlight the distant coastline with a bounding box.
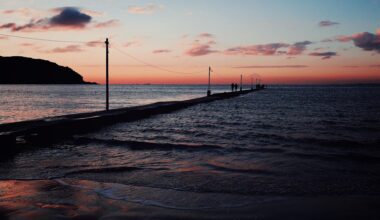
[0,56,96,85]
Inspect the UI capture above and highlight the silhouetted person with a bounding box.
[234,83,238,91]
[231,83,234,92]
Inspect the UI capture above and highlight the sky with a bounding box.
[0,0,380,84]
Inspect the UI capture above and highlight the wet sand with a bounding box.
[1,179,379,220]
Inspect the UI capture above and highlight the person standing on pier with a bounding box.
[231,83,234,92]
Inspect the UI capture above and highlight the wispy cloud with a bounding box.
[224,40,316,57]
[94,19,119,28]
[127,4,164,14]
[309,51,337,59]
[153,49,171,54]
[124,40,142,48]
[225,43,289,56]
[319,20,340,27]
[44,45,83,53]
[86,40,103,47]
[234,65,308,68]
[198,33,214,38]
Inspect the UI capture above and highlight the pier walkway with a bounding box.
[0,89,264,154]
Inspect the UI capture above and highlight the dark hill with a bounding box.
[0,56,96,84]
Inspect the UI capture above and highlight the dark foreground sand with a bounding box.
[0,179,379,220]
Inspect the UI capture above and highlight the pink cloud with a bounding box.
[336,35,353,42]
[185,44,217,56]
[184,32,218,56]
[45,45,83,53]
[234,65,308,68]
[153,49,171,54]
[1,8,46,17]
[198,33,213,38]
[124,41,141,47]
[86,40,103,47]
[94,20,119,28]
[20,43,34,47]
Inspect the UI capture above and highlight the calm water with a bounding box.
[0,85,380,217]
[0,84,229,123]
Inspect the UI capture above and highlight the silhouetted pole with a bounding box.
[251,76,253,90]
[207,66,211,96]
[240,74,243,92]
[105,38,109,111]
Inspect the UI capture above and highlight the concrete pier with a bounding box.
[0,89,264,155]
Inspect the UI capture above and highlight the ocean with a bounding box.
[0,85,380,219]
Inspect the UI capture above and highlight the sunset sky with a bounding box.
[0,0,380,84]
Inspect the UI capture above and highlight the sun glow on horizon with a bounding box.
[0,0,379,84]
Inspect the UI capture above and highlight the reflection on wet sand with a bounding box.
[1,179,380,220]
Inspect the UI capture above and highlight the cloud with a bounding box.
[350,32,380,53]
[86,40,103,47]
[1,8,50,17]
[309,51,337,59]
[234,65,308,68]
[344,64,380,68]
[0,7,116,32]
[319,20,340,27]
[94,19,119,28]
[198,33,213,38]
[185,44,217,56]
[225,43,289,56]
[287,41,313,55]
[124,41,142,47]
[20,43,34,47]
[184,32,218,56]
[45,45,83,53]
[49,7,91,27]
[127,4,163,14]
[153,49,171,54]
[332,29,380,53]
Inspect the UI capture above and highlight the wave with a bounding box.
[286,151,380,163]
[204,163,275,175]
[74,137,224,151]
[73,137,286,155]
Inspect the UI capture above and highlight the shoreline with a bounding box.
[1,178,379,220]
